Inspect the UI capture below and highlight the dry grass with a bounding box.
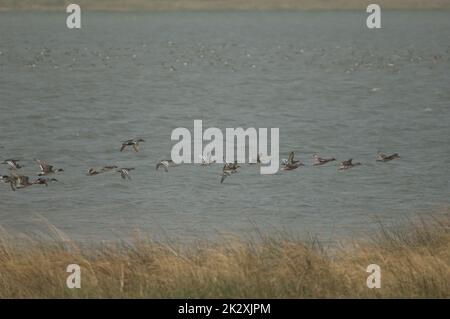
[0,213,448,298]
[1,0,450,12]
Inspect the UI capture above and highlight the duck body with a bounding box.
[35,159,64,176]
[156,159,176,172]
[313,154,336,166]
[87,168,101,176]
[87,165,118,176]
[377,152,400,162]
[281,152,303,171]
[11,173,34,189]
[120,138,145,152]
[339,159,361,170]
[220,163,239,183]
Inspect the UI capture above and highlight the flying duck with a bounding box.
[281,152,303,170]
[313,153,336,166]
[120,138,145,152]
[223,160,240,171]
[156,159,176,172]
[376,152,400,162]
[87,168,102,176]
[87,165,118,176]
[11,173,34,189]
[220,162,239,183]
[34,159,64,176]
[339,159,361,170]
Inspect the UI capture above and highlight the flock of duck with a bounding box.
[0,137,400,191]
[219,150,399,183]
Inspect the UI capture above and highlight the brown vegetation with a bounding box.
[0,213,448,298]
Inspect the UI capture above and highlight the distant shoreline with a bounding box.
[1,0,450,12]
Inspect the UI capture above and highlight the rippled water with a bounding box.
[0,11,449,242]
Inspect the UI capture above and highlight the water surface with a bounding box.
[0,11,449,242]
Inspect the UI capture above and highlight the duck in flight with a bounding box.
[339,159,361,170]
[223,160,240,171]
[156,159,176,172]
[87,165,118,176]
[10,173,34,189]
[87,168,101,176]
[34,159,64,176]
[376,152,400,162]
[220,162,239,184]
[2,159,23,170]
[281,152,303,170]
[120,138,145,152]
[313,153,336,166]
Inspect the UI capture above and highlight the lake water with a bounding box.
[0,11,449,243]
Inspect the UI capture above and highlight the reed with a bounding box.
[0,213,448,298]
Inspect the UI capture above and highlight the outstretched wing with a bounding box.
[35,159,51,172]
[120,169,132,180]
[156,163,168,172]
[288,152,294,164]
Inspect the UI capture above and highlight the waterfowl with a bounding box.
[224,160,240,171]
[120,138,145,152]
[339,159,361,170]
[376,152,400,162]
[2,159,23,170]
[34,159,64,176]
[11,173,34,189]
[313,153,336,166]
[156,159,176,172]
[34,177,57,186]
[220,163,239,183]
[87,165,118,176]
[281,152,303,170]
[117,168,135,180]
[87,168,101,176]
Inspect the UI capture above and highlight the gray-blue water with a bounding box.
[0,11,449,242]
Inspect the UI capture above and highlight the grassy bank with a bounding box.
[1,0,450,12]
[0,214,449,298]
